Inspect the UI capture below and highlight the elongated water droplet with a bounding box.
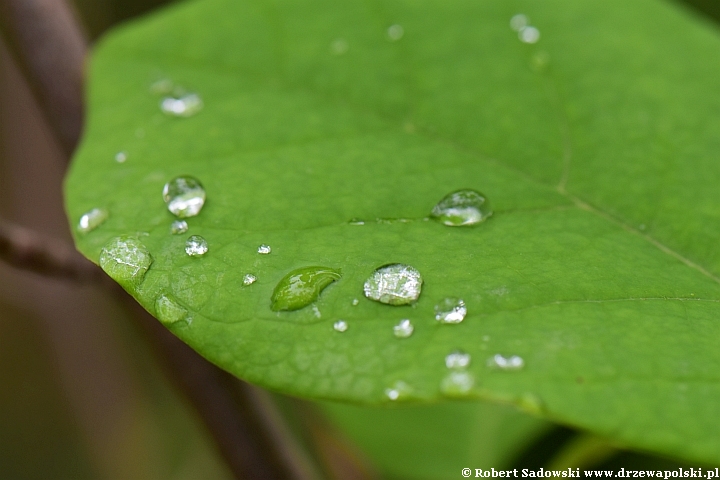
[330,38,349,55]
[393,319,414,338]
[440,371,475,396]
[363,263,423,305]
[434,297,467,324]
[333,320,348,332]
[99,236,153,287]
[243,273,257,286]
[385,380,411,401]
[163,176,206,218]
[185,235,208,256]
[155,294,188,325]
[519,26,540,44]
[271,266,342,311]
[170,220,188,234]
[115,151,127,163]
[510,14,529,31]
[445,350,471,369]
[160,93,203,117]
[488,354,524,371]
[387,24,404,41]
[430,189,492,226]
[77,208,108,233]
[257,244,272,254]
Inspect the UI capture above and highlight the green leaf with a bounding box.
[65,0,720,463]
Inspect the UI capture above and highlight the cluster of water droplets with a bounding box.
[441,350,475,396]
[510,14,540,44]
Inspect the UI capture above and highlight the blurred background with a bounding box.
[1,0,720,478]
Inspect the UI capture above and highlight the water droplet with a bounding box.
[510,14,529,31]
[115,151,127,163]
[271,266,342,311]
[385,381,411,401]
[519,26,540,44]
[482,335,490,342]
[333,320,348,332]
[430,189,492,226]
[445,350,471,369]
[393,319,414,339]
[387,24,404,41]
[330,38,349,55]
[155,294,188,325]
[257,244,272,254]
[162,176,206,218]
[349,218,365,225]
[351,298,359,306]
[363,263,423,305]
[77,208,108,233]
[488,354,524,371]
[434,297,467,324]
[185,235,209,257]
[160,93,203,117]
[150,78,174,95]
[440,371,475,396]
[99,236,153,287]
[243,273,257,286]
[170,220,188,235]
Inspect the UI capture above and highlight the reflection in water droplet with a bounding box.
[257,244,272,255]
[489,354,524,371]
[519,26,540,44]
[333,320,348,332]
[185,235,209,256]
[330,38,349,55]
[163,176,206,218]
[243,274,257,286]
[99,236,153,287]
[445,350,471,369]
[351,298,359,306]
[385,380,411,401]
[434,297,467,324]
[510,14,529,31]
[155,294,188,325]
[430,189,492,226]
[271,266,342,311]
[160,93,203,117]
[363,264,423,305]
[440,371,475,396]
[387,24,404,41]
[393,319,414,339]
[170,220,188,235]
[115,151,127,163]
[77,208,108,233]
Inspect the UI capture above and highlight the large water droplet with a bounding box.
[160,93,203,117]
[488,354,524,371]
[393,319,414,339]
[271,266,342,311]
[170,220,188,235]
[257,244,272,255]
[434,297,467,324]
[115,151,127,163]
[99,236,153,287]
[77,208,108,234]
[430,189,492,226]
[155,294,188,325]
[440,371,475,396]
[185,235,209,256]
[333,320,348,332]
[363,263,423,305]
[519,26,540,44]
[163,176,206,218]
[445,350,471,369]
[510,14,529,31]
[385,380,411,401]
[387,24,404,41]
[243,273,257,286]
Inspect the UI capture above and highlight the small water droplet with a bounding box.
[155,294,188,325]
[363,263,423,305]
[257,244,272,254]
[185,235,209,256]
[393,319,414,339]
[385,380,411,401]
[349,218,365,225]
[77,208,108,233]
[99,236,153,287]
[387,24,404,41]
[430,189,492,226]
[330,38,349,55]
[510,14,529,31]
[445,350,471,369]
[115,151,127,163]
[170,220,188,235]
[333,320,348,332]
[638,224,647,231]
[351,298,359,306]
[150,78,174,95]
[482,335,490,342]
[163,176,206,218]
[271,266,342,311]
[519,26,540,44]
[488,354,524,371]
[243,273,257,286]
[440,371,475,396]
[160,93,203,117]
[434,297,467,324]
